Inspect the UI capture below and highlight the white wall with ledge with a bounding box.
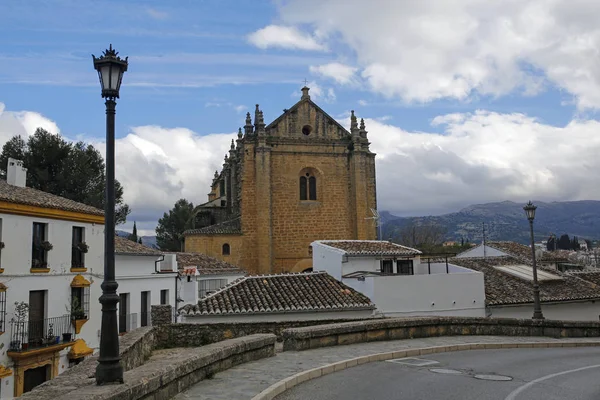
[343,272,486,317]
[0,213,103,274]
[312,241,486,318]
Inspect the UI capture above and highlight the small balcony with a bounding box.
[8,315,75,357]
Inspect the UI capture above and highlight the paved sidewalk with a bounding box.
[172,336,600,400]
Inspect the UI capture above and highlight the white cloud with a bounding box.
[247,25,326,51]
[146,8,168,20]
[309,62,358,85]
[264,0,600,108]
[295,81,336,103]
[366,111,600,215]
[0,102,59,144]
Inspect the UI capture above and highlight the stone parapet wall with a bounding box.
[155,317,379,348]
[21,333,276,400]
[282,317,600,351]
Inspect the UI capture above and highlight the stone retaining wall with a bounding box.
[21,333,276,400]
[282,317,600,351]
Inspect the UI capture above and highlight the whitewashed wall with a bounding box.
[0,213,104,274]
[0,212,104,398]
[343,271,486,317]
[115,254,177,330]
[312,243,345,279]
[489,301,600,321]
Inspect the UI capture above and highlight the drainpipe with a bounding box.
[154,255,165,274]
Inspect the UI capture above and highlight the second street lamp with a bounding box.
[93,44,128,385]
[523,200,544,320]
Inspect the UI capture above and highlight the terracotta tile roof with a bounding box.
[179,271,374,316]
[0,179,103,216]
[168,252,246,275]
[450,256,600,306]
[486,241,533,263]
[183,217,242,235]
[114,236,162,256]
[317,240,421,256]
[571,271,600,286]
[540,250,573,262]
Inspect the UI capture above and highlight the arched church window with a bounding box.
[300,171,317,201]
[300,176,308,200]
[222,243,230,255]
[309,176,317,200]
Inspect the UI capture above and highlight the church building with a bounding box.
[184,87,377,274]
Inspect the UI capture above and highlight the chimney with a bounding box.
[7,158,27,187]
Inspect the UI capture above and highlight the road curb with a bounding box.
[251,340,600,400]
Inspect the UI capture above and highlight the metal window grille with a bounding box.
[160,289,168,305]
[198,279,228,298]
[71,227,85,269]
[71,287,90,319]
[31,222,47,268]
[397,260,414,275]
[380,260,394,274]
[0,290,6,333]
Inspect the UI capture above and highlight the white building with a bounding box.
[312,240,486,318]
[114,237,177,333]
[159,252,246,310]
[0,159,104,397]
[0,159,177,397]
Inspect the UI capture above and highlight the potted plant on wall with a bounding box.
[70,297,87,334]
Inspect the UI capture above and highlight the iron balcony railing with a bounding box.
[9,314,74,352]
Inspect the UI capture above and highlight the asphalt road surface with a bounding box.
[276,347,600,400]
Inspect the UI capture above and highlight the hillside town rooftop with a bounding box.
[450,256,600,306]
[316,240,421,257]
[168,251,246,275]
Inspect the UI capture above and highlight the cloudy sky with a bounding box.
[1,0,600,235]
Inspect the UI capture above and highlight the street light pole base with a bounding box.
[532,312,545,320]
[96,360,124,385]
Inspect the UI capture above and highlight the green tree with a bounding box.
[557,234,572,250]
[571,236,580,251]
[0,129,130,225]
[156,199,195,251]
[128,221,138,242]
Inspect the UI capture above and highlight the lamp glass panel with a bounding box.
[110,65,121,91]
[100,64,112,91]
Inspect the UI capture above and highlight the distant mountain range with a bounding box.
[381,200,600,244]
[114,200,600,250]
[116,230,158,249]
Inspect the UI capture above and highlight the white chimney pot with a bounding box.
[7,158,27,188]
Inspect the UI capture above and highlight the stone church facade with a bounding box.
[184,87,377,274]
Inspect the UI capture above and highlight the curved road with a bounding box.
[276,347,600,400]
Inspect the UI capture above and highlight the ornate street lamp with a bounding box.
[93,44,128,385]
[524,201,544,320]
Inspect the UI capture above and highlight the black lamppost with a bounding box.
[524,201,545,320]
[93,44,128,385]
